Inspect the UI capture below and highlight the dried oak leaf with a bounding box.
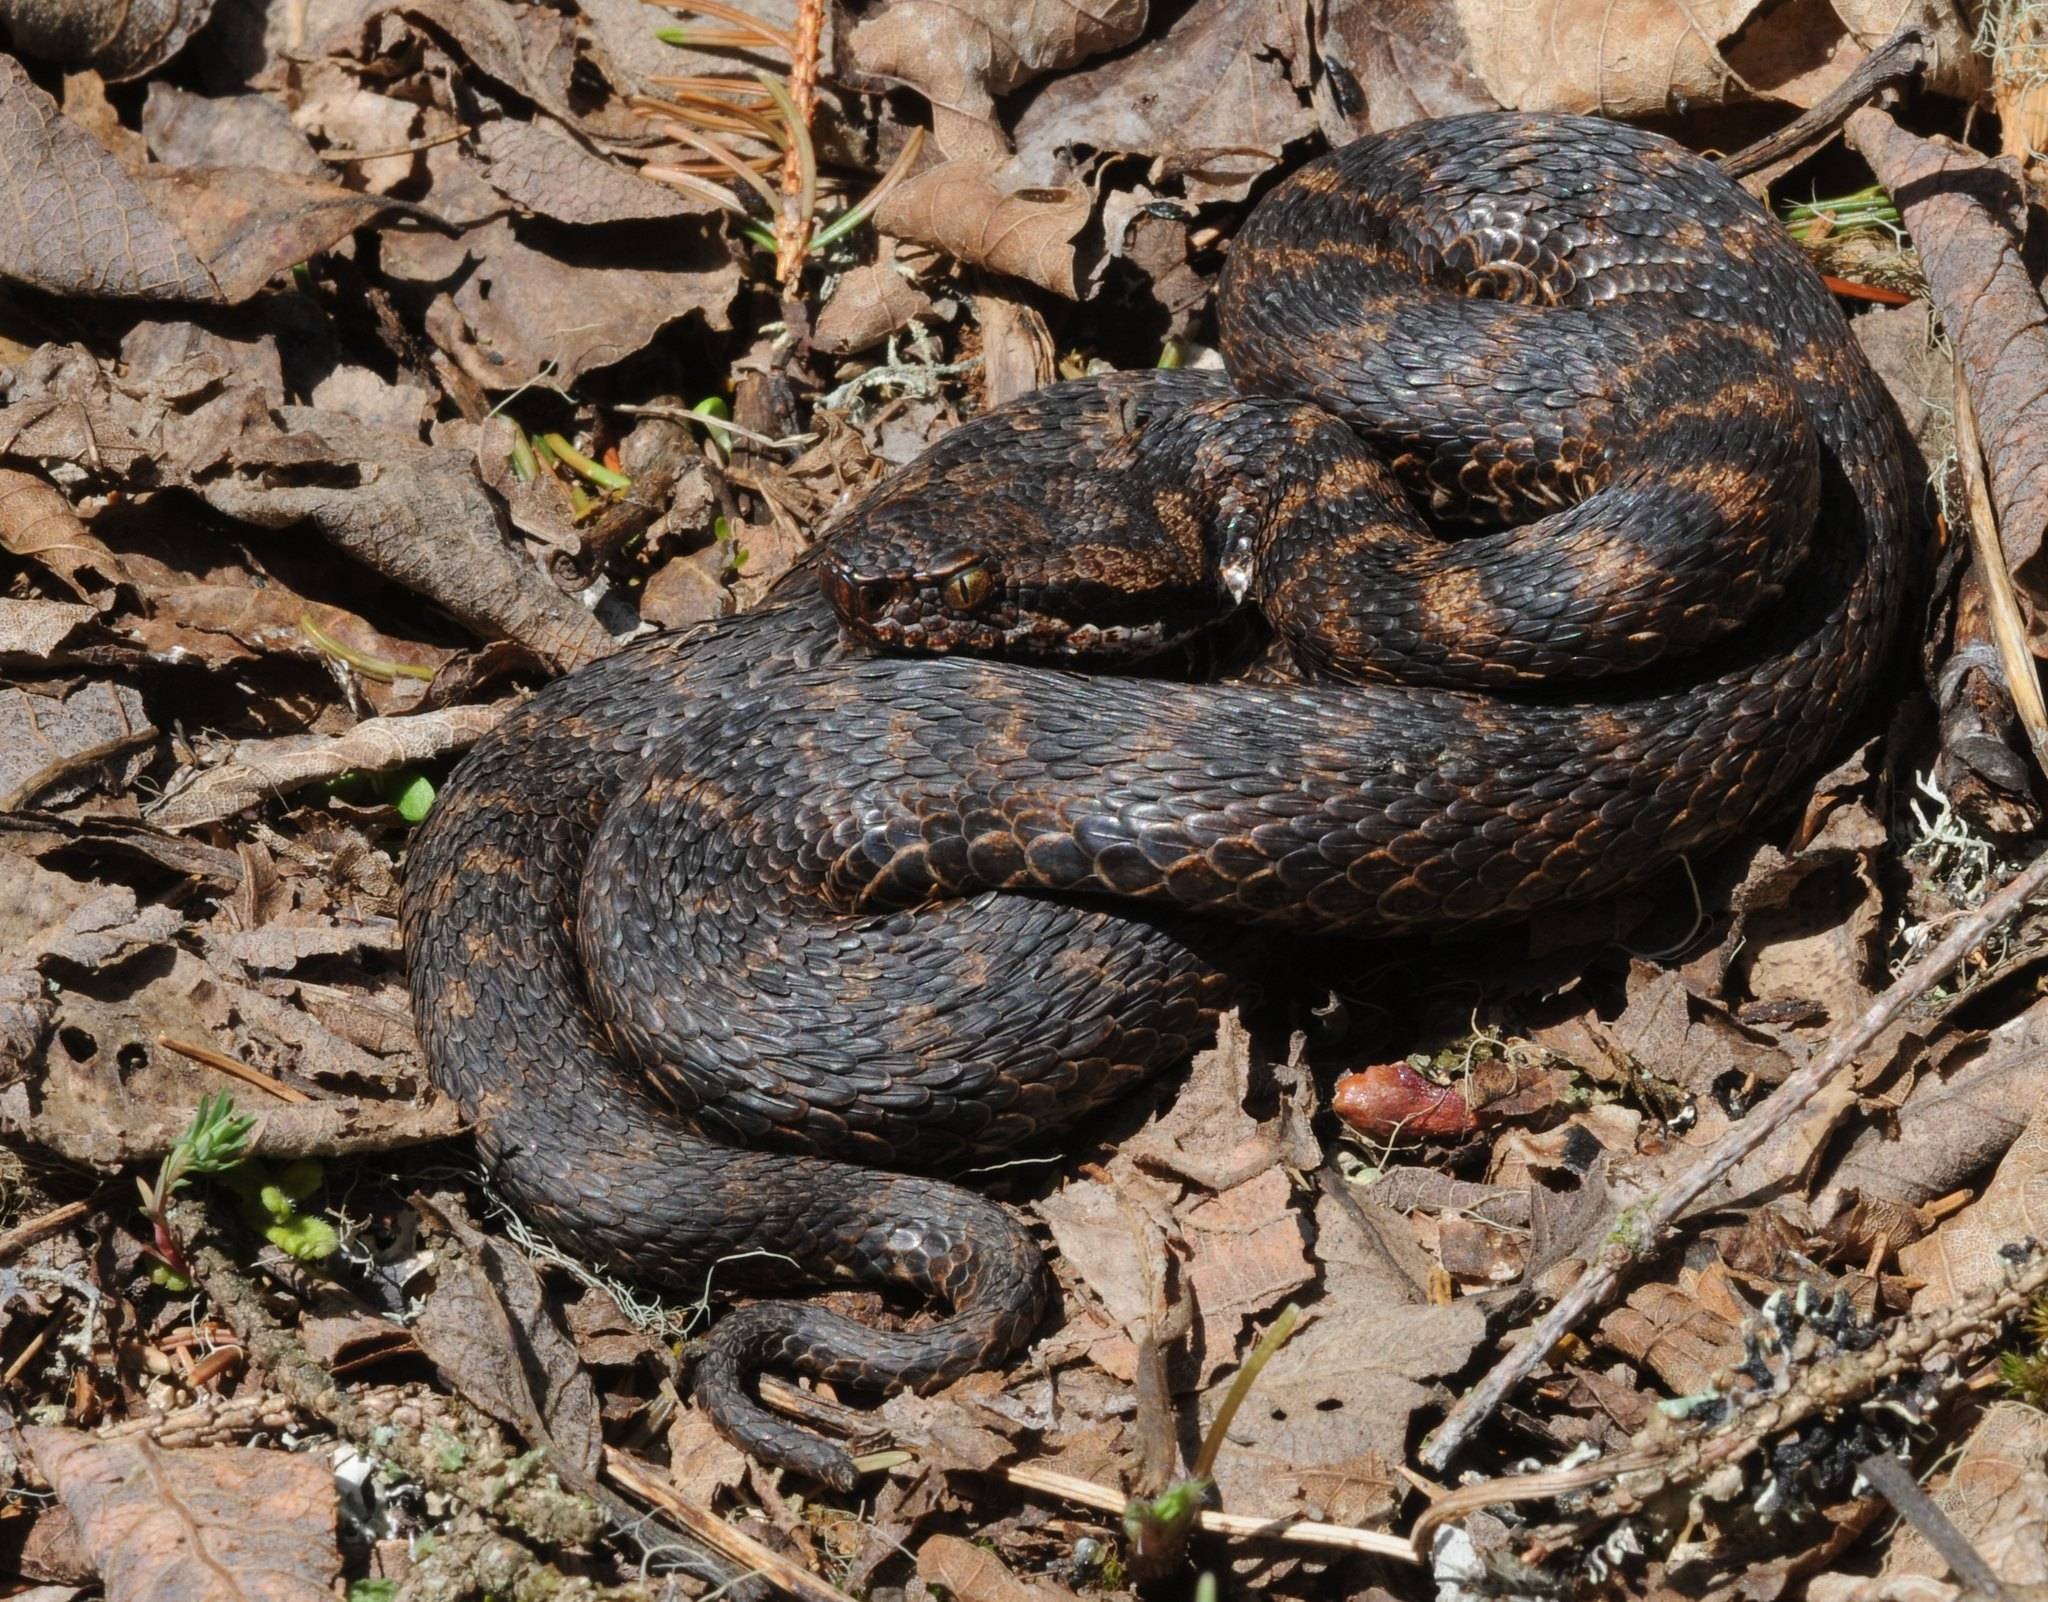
[1011,0,1314,205]
[23,1429,339,1602]
[130,165,439,305]
[848,0,1148,159]
[477,120,715,224]
[0,469,127,607]
[193,410,614,672]
[1881,1401,2048,1589]
[917,1533,1078,1602]
[145,700,512,830]
[140,85,328,176]
[1818,1002,2048,1215]
[0,0,218,81]
[0,597,95,659]
[1034,1027,1314,1387]
[877,162,1092,298]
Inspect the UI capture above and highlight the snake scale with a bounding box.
[402,114,1910,1487]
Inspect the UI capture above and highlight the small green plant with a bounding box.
[139,1093,340,1289]
[1122,1305,1300,1581]
[1777,185,1904,245]
[139,1092,257,1287]
[713,514,750,576]
[1999,1296,2048,1407]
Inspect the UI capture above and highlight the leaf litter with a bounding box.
[0,4,2046,1601]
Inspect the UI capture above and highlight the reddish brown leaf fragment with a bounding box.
[24,1429,338,1602]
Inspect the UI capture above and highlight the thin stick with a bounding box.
[156,1035,311,1105]
[604,1448,854,1602]
[1857,1453,2008,1596]
[1954,358,2048,776]
[0,1200,91,1263]
[1421,848,2048,1471]
[1003,1463,1420,1562]
[325,124,472,164]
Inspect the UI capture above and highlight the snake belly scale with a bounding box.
[402,113,1910,1487]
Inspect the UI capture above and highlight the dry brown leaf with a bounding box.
[1847,110,2048,597]
[1454,0,1763,118]
[476,120,717,224]
[132,165,432,304]
[0,0,219,81]
[411,1198,603,1485]
[0,468,127,608]
[813,263,937,355]
[848,0,1148,158]
[1900,1097,2048,1312]
[1310,0,1496,138]
[0,857,179,974]
[879,162,1092,298]
[145,700,512,829]
[916,1533,1078,1602]
[425,215,737,391]
[0,597,95,658]
[1203,1190,1484,1523]
[1818,1002,2048,1214]
[140,85,328,176]
[1012,0,1315,205]
[0,681,154,811]
[1884,1402,2048,1587]
[23,1429,339,1602]
[193,419,613,672]
[0,51,216,300]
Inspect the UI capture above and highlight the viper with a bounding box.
[401,113,1910,1488]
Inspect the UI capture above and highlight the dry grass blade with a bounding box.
[1954,357,2048,775]
[1003,1463,1420,1561]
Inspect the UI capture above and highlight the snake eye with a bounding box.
[942,562,992,611]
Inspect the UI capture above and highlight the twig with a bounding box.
[763,67,819,285]
[1002,1462,1420,1562]
[1857,1453,2008,1596]
[0,1200,92,1264]
[156,1036,312,1105]
[1421,848,2048,1471]
[1720,23,1931,179]
[605,1448,853,1602]
[324,124,472,164]
[1953,357,2048,777]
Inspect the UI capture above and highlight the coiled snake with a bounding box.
[402,114,1909,1487]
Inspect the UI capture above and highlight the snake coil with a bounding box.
[403,114,1910,1487]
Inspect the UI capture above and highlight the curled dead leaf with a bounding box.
[1,0,219,82]
[877,162,1092,298]
[848,0,1147,158]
